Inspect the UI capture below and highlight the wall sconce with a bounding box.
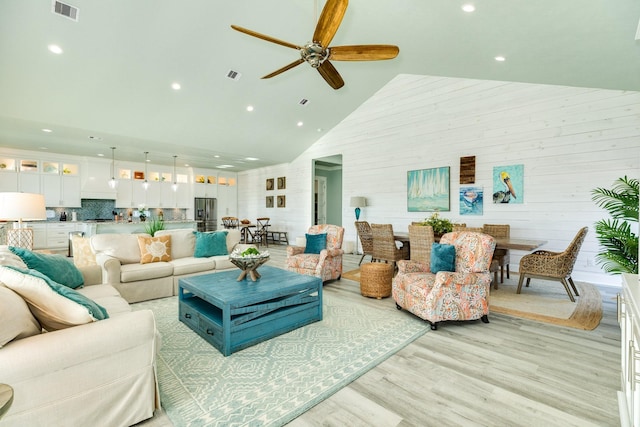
[350,196,367,220]
[108,146,117,189]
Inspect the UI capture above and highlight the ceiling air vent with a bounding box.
[52,0,79,21]
[299,98,309,106]
[226,70,241,81]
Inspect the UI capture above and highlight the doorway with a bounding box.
[313,155,342,226]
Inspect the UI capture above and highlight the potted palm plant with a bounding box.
[591,176,638,274]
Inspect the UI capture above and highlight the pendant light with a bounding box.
[171,155,178,192]
[142,151,150,190]
[108,147,117,189]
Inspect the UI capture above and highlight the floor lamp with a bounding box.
[0,192,47,250]
[350,196,367,255]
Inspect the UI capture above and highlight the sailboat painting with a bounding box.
[407,167,450,212]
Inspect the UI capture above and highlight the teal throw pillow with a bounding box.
[430,243,456,273]
[5,266,108,320]
[193,231,229,258]
[304,233,327,254]
[10,246,84,289]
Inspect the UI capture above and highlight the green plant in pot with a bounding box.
[591,175,638,274]
[144,217,165,237]
[419,212,455,236]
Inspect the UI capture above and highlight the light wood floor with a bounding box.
[139,245,622,427]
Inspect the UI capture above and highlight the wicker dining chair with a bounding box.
[483,224,511,285]
[517,227,588,302]
[355,221,375,265]
[407,224,434,264]
[371,223,409,273]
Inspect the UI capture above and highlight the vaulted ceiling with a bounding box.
[0,0,638,171]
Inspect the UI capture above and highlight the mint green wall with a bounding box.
[315,168,342,226]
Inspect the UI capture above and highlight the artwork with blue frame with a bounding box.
[460,186,483,215]
[407,167,450,212]
[493,164,524,204]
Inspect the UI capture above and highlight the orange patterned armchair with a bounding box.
[285,224,345,283]
[392,231,496,330]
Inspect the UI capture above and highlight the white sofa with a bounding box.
[91,228,245,303]
[0,253,159,427]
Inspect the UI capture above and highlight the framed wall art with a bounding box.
[277,195,286,208]
[266,178,274,191]
[459,186,483,215]
[407,166,450,212]
[277,176,286,190]
[266,196,274,208]
[492,164,524,204]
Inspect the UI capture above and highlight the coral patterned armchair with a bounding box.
[392,231,496,330]
[285,224,345,283]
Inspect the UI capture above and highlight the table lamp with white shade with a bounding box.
[0,192,47,250]
[349,196,367,220]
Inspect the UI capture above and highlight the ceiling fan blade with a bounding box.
[231,25,301,50]
[317,60,344,90]
[329,45,399,61]
[313,0,348,48]
[261,59,305,79]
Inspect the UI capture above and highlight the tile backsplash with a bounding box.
[46,199,188,222]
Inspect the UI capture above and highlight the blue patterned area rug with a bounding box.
[133,293,428,426]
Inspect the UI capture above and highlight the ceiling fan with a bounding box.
[231,0,399,90]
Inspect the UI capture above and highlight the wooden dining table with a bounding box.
[393,232,547,256]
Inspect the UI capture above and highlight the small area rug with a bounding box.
[133,292,428,426]
[341,268,603,330]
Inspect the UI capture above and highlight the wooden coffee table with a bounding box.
[178,266,322,356]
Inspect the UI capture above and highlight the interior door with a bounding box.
[315,176,327,225]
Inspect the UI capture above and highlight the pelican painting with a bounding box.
[492,165,524,204]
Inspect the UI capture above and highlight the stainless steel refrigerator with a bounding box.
[194,198,217,232]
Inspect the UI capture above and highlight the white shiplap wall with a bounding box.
[239,75,640,285]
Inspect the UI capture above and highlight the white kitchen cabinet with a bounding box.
[46,223,77,250]
[619,273,640,427]
[217,174,237,218]
[18,171,41,193]
[115,179,133,208]
[61,174,81,207]
[0,171,18,192]
[30,223,48,250]
[80,158,116,199]
[42,174,62,206]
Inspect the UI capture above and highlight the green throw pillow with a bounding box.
[10,246,84,289]
[5,266,108,321]
[304,233,327,254]
[430,243,456,273]
[193,231,229,258]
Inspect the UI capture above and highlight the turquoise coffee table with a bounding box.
[178,265,323,356]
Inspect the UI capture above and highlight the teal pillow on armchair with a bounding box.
[304,233,327,254]
[430,243,456,273]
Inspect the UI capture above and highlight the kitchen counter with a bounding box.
[81,220,197,236]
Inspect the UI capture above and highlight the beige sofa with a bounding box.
[0,250,159,427]
[91,228,245,303]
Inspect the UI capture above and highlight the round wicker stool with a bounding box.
[360,262,394,299]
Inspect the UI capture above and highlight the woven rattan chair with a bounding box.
[483,224,511,285]
[371,223,409,273]
[407,224,434,264]
[517,227,588,302]
[355,221,375,265]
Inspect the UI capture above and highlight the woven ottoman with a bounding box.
[360,262,394,299]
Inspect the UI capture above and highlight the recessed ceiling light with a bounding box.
[171,82,181,90]
[39,147,48,150]
[462,4,475,12]
[97,153,104,157]
[246,105,254,112]
[317,128,323,132]
[41,128,53,133]
[48,44,63,54]
[214,155,220,158]
[218,164,233,169]
[184,164,190,167]
[297,121,304,127]
[245,157,259,161]
[495,55,506,62]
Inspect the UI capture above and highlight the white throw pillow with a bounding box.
[0,284,41,347]
[0,245,28,269]
[0,266,101,331]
